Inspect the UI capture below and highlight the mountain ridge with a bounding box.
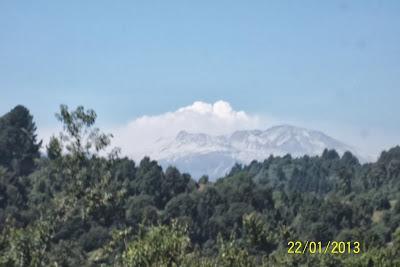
[154,125,368,179]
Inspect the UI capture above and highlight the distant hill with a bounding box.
[154,125,368,179]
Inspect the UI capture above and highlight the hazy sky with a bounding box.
[0,1,399,158]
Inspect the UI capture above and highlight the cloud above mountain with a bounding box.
[111,101,264,160]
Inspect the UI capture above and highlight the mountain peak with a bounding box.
[175,130,221,146]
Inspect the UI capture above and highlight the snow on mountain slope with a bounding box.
[153,125,366,180]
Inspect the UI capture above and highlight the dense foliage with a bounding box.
[0,105,400,266]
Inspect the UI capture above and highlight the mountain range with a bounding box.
[152,125,367,180]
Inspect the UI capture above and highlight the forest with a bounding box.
[0,104,399,266]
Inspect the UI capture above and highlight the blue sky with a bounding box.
[0,1,399,156]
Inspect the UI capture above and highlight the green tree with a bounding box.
[122,221,190,267]
[243,212,276,253]
[0,105,41,175]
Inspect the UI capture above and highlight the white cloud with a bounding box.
[111,100,264,160]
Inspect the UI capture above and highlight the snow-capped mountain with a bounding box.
[153,125,365,180]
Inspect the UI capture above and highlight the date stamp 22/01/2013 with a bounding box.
[287,241,361,255]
